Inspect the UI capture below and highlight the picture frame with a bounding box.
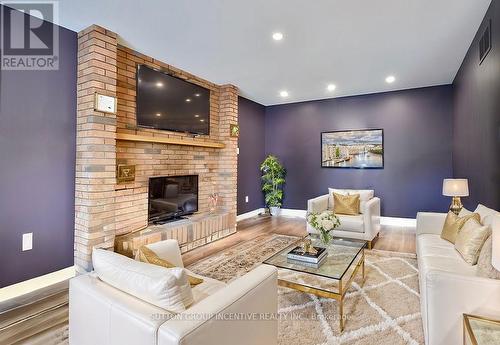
[321,129,384,169]
[230,124,239,137]
[117,164,136,183]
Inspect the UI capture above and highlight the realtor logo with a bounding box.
[1,1,59,70]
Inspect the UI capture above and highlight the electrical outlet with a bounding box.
[22,233,33,251]
[245,196,249,203]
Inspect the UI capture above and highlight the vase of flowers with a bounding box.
[306,211,340,246]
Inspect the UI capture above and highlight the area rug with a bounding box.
[187,234,424,345]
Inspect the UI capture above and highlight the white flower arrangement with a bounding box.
[306,210,341,245]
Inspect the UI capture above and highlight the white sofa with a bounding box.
[307,189,381,248]
[416,212,500,345]
[69,240,278,345]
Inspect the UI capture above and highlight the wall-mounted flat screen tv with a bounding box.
[136,65,210,135]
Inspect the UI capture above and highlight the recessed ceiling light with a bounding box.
[272,32,284,41]
[385,75,396,84]
[279,90,289,98]
[185,98,191,102]
[194,114,200,118]
[194,93,201,97]
[156,113,161,117]
[200,119,205,122]
[156,82,163,87]
[327,84,336,92]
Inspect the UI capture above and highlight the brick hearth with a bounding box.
[75,25,238,273]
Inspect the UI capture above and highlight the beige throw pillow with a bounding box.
[477,235,500,279]
[333,192,360,215]
[440,211,480,244]
[329,188,373,214]
[454,218,491,265]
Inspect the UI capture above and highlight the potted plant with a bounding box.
[260,155,286,216]
[306,211,341,245]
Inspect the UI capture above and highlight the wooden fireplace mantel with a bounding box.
[116,133,226,149]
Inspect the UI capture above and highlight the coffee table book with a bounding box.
[287,255,327,268]
[287,246,327,264]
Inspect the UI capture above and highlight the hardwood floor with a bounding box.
[0,214,416,344]
[183,214,416,266]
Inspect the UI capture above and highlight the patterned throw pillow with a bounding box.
[440,211,480,244]
[137,245,203,286]
[477,235,500,279]
[454,218,491,265]
[333,192,360,215]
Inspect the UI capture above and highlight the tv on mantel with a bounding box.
[136,64,210,135]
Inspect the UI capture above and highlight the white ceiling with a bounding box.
[56,0,491,106]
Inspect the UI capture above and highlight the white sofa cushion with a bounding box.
[329,188,374,214]
[336,214,365,233]
[92,249,194,313]
[141,240,185,268]
[416,234,477,276]
[187,270,226,304]
[474,204,500,227]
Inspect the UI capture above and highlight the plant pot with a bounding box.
[269,206,281,216]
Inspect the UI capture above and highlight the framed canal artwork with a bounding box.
[321,129,384,169]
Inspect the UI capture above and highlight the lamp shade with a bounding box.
[442,179,469,197]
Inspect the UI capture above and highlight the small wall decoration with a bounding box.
[321,129,384,169]
[117,164,136,183]
[95,93,117,114]
[230,124,239,137]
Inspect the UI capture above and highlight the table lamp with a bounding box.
[442,179,469,215]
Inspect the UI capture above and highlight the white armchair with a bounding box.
[70,240,278,345]
[306,189,381,248]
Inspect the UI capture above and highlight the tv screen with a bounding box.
[148,175,199,223]
[136,65,210,135]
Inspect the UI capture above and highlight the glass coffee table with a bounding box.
[463,314,500,345]
[264,236,367,332]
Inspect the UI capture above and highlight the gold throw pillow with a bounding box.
[137,246,203,286]
[333,192,360,215]
[454,218,491,265]
[440,211,480,244]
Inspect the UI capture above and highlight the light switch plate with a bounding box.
[22,233,33,251]
[95,93,117,114]
[245,196,249,203]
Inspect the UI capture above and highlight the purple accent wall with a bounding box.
[0,6,77,287]
[452,0,500,211]
[237,97,266,214]
[265,86,454,218]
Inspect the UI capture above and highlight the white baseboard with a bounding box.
[0,266,75,302]
[236,208,265,222]
[279,208,307,218]
[237,208,416,227]
[380,216,416,227]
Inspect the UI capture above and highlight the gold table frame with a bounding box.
[463,314,500,345]
[274,246,366,332]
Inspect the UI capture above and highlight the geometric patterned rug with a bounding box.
[188,234,424,345]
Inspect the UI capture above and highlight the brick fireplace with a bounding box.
[75,25,238,273]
